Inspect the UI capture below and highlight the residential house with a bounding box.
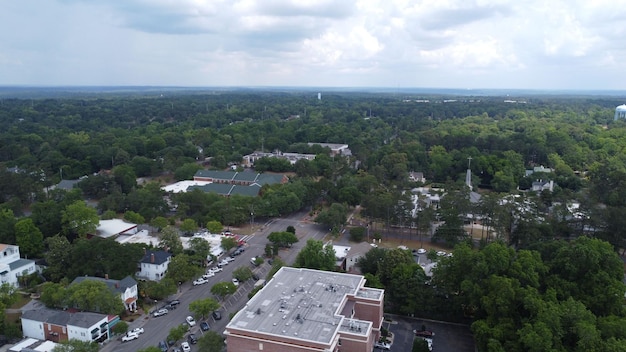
[408,171,426,183]
[71,275,138,312]
[0,244,36,287]
[225,267,384,352]
[21,308,113,344]
[137,249,171,282]
[307,143,352,156]
[344,242,374,273]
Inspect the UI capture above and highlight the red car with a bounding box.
[413,329,435,337]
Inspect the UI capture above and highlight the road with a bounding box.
[102,211,328,352]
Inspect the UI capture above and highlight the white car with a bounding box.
[186,315,196,327]
[203,272,215,279]
[193,278,208,286]
[374,341,391,350]
[417,248,427,254]
[218,259,229,266]
[225,256,236,262]
[121,332,139,342]
[181,341,191,352]
[232,278,239,286]
[130,327,144,335]
[153,308,168,317]
[210,266,223,273]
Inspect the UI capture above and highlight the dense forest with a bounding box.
[1,89,626,350]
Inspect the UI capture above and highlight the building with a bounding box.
[8,337,59,352]
[136,249,171,281]
[614,104,626,120]
[71,275,138,312]
[21,308,112,344]
[307,143,352,156]
[242,151,316,168]
[193,170,288,186]
[225,267,384,352]
[0,244,36,287]
[344,242,374,273]
[94,219,138,239]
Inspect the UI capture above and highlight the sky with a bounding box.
[1,0,626,90]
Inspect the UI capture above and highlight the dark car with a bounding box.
[252,274,259,281]
[168,299,181,306]
[162,303,177,310]
[167,338,176,347]
[200,321,210,331]
[188,333,198,344]
[212,311,222,320]
[171,348,182,352]
[158,341,168,352]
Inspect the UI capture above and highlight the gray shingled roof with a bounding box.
[71,275,137,295]
[9,258,34,271]
[140,250,171,265]
[21,308,107,328]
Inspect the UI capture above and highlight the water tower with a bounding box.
[615,104,626,120]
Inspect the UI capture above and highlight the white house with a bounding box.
[21,308,111,344]
[137,250,171,282]
[0,244,36,287]
[71,275,138,311]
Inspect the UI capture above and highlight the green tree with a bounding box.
[0,209,16,244]
[40,282,67,308]
[210,282,237,299]
[232,266,253,282]
[61,200,99,238]
[197,331,225,352]
[356,247,386,276]
[189,297,220,319]
[143,278,177,300]
[14,218,44,258]
[52,339,99,352]
[123,210,145,224]
[188,237,211,265]
[44,235,71,281]
[315,203,348,231]
[267,231,298,248]
[294,239,336,271]
[111,321,128,335]
[180,218,198,236]
[413,337,431,352]
[349,227,366,242]
[167,324,189,344]
[205,220,223,234]
[159,226,183,255]
[66,280,124,314]
[166,254,202,284]
[220,236,238,253]
[150,216,168,231]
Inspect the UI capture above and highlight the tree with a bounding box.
[220,236,238,253]
[61,200,98,238]
[123,210,145,224]
[167,324,189,344]
[180,218,198,236]
[210,282,237,299]
[40,282,67,308]
[286,225,296,234]
[0,209,16,244]
[65,280,124,314]
[197,331,225,352]
[159,226,183,255]
[413,337,431,352]
[150,216,168,231]
[143,278,177,301]
[189,297,220,319]
[267,231,298,248]
[14,218,44,258]
[349,227,366,242]
[111,321,128,335]
[356,247,387,276]
[188,237,211,265]
[294,239,336,271]
[315,203,348,232]
[52,339,99,352]
[166,254,202,284]
[205,220,223,234]
[232,266,253,282]
[44,235,71,281]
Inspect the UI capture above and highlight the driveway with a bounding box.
[385,314,475,352]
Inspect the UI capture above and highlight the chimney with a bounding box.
[105,274,109,280]
[115,282,119,288]
[151,253,155,264]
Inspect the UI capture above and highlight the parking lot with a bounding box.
[384,314,475,352]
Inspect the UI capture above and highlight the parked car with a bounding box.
[162,303,177,310]
[168,299,181,306]
[203,272,215,279]
[250,256,259,266]
[232,278,239,286]
[225,256,236,262]
[193,278,208,286]
[171,347,182,352]
[153,308,168,317]
[121,332,139,342]
[210,266,223,273]
[218,259,229,267]
[413,329,435,337]
[374,341,391,350]
[188,333,198,344]
[181,341,191,352]
[130,327,144,335]
[252,274,259,281]
[212,311,222,320]
[200,321,210,331]
[158,341,168,352]
[186,315,196,327]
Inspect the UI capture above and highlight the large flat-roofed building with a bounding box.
[225,267,384,352]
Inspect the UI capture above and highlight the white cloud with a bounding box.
[0,0,625,89]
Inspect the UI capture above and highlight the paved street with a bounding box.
[101,211,328,352]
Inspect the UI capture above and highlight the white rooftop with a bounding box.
[96,219,138,238]
[162,180,212,193]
